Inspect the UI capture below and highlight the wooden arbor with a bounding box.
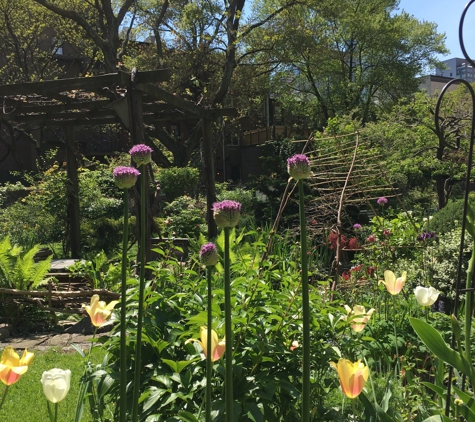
[0,69,236,256]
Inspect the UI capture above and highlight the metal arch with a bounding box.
[435,0,475,415]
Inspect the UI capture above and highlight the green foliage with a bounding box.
[156,167,200,202]
[426,196,475,235]
[0,236,52,290]
[161,196,206,238]
[69,250,123,291]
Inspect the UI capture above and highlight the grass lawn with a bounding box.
[0,346,109,422]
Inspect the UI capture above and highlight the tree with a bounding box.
[365,86,474,210]
[247,0,448,127]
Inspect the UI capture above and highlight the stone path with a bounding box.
[0,332,101,352]
[0,318,111,352]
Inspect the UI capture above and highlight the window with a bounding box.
[52,38,63,55]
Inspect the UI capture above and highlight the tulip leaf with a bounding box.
[453,386,475,421]
[422,416,453,422]
[421,382,453,413]
[466,203,475,238]
[409,318,473,377]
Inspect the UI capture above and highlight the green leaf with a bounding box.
[422,416,452,422]
[178,411,199,422]
[161,358,199,374]
[409,318,474,378]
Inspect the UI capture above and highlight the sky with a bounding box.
[398,0,475,60]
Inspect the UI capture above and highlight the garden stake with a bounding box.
[120,188,129,422]
[433,3,475,409]
[299,179,310,422]
[224,226,233,422]
[131,164,147,422]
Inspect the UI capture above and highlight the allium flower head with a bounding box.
[212,200,241,228]
[353,223,362,230]
[113,166,140,189]
[287,154,311,180]
[129,144,153,166]
[199,242,218,266]
[377,196,388,205]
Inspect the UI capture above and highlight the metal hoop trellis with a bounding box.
[434,0,475,415]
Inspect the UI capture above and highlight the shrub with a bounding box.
[156,167,200,202]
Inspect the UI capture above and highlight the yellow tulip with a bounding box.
[188,327,225,362]
[330,358,369,399]
[344,305,375,333]
[84,294,118,327]
[378,270,407,295]
[0,347,34,386]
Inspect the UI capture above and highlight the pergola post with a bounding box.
[65,126,81,258]
[203,118,217,239]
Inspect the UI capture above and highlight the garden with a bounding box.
[0,132,473,422]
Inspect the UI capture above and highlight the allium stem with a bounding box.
[132,165,147,422]
[299,180,310,422]
[224,227,233,422]
[120,188,129,422]
[206,267,213,422]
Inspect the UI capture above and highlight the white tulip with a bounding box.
[41,368,71,403]
[414,286,440,307]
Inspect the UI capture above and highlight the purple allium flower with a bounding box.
[353,223,362,230]
[287,154,311,180]
[212,200,241,228]
[199,242,218,266]
[129,144,153,166]
[377,197,388,205]
[113,166,141,189]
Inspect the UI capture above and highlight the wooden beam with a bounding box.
[0,69,170,97]
[136,82,206,118]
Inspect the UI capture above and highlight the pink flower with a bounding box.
[377,197,388,205]
[366,235,376,243]
[113,166,140,189]
[212,200,241,228]
[129,144,153,166]
[199,242,218,266]
[287,154,311,180]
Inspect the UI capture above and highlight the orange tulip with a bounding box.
[84,294,118,327]
[0,347,34,386]
[344,305,375,333]
[330,358,369,399]
[378,270,407,295]
[188,327,225,362]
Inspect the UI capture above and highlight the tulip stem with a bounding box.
[392,296,399,378]
[224,227,233,422]
[120,188,129,422]
[206,267,213,422]
[299,180,310,422]
[54,402,58,422]
[132,164,147,422]
[0,386,9,411]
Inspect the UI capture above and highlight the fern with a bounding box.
[0,236,52,290]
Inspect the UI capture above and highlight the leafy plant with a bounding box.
[0,236,52,290]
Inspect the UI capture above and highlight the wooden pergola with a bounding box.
[0,69,237,256]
